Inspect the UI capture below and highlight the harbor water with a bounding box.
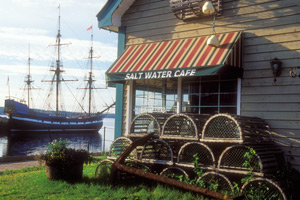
[0,117,115,157]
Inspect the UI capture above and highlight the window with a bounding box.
[133,79,177,116]
[182,76,238,114]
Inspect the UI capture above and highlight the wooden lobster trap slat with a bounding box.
[129,113,172,138]
[139,139,174,166]
[217,144,280,176]
[108,137,137,160]
[161,113,210,140]
[201,113,272,143]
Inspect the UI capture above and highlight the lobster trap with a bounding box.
[217,144,280,176]
[139,139,174,166]
[197,172,234,195]
[161,113,210,140]
[201,113,272,143]
[177,142,215,170]
[169,0,222,20]
[95,112,287,199]
[129,113,172,138]
[108,137,137,160]
[160,166,190,180]
[240,178,287,200]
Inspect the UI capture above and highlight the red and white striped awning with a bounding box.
[106,31,242,82]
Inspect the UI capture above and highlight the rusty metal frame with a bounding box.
[110,132,236,200]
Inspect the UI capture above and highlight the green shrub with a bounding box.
[37,139,93,167]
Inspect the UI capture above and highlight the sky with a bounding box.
[0,0,118,114]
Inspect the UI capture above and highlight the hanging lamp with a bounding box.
[207,14,220,47]
[202,1,215,15]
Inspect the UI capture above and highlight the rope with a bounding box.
[212,13,216,35]
[63,80,88,115]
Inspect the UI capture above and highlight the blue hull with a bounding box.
[5,99,103,133]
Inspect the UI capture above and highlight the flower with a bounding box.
[37,139,92,167]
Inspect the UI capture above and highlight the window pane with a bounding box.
[182,82,200,94]
[166,94,175,101]
[190,83,200,93]
[133,79,177,115]
[201,94,218,105]
[220,94,237,105]
[201,81,218,93]
[184,106,199,113]
[181,76,238,115]
[155,92,162,101]
[183,94,189,102]
[220,80,237,93]
[189,94,200,106]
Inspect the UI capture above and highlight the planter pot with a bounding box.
[45,162,83,181]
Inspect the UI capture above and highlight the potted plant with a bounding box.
[38,139,92,181]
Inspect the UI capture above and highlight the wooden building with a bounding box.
[97,0,300,172]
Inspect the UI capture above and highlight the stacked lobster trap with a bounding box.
[96,113,287,199]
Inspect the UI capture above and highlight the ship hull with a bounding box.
[5,99,103,133]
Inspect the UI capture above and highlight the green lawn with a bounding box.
[0,164,205,200]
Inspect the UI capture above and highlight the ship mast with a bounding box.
[47,5,66,116]
[54,6,63,116]
[78,28,106,116]
[88,32,94,116]
[42,5,76,116]
[25,44,33,108]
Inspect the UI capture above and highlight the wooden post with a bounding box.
[177,77,182,113]
[103,127,106,153]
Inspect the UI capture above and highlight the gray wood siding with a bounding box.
[121,0,300,171]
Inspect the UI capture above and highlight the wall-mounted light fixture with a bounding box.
[207,33,219,47]
[270,57,282,82]
[207,11,219,47]
[202,1,215,15]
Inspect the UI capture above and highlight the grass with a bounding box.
[0,163,206,200]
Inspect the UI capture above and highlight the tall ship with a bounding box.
[4,9,114,133]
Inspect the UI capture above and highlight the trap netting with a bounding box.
[197,172,233,194]
[129,113,172,137]
[161,113,210,140]
[241,178,287,200]
[218,144,279,176]
[109,137,137,159]
[160,166,189,181]
[139,139,174,165]
[177,142,215,168]
[201,113,272,143]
